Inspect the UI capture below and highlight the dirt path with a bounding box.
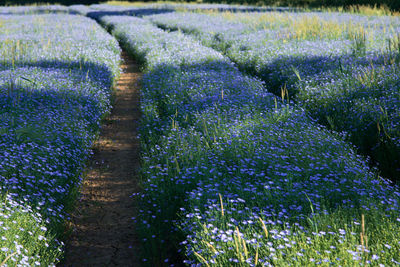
[61,51,142,266]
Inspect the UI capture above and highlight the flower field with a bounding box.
[1,3,400,266]
[0,12,120,265]
[100,8,400,266]
[147,10,400,180]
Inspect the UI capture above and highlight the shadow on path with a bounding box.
[61,51,142,266]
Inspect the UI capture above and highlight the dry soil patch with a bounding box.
[61,51,142,266]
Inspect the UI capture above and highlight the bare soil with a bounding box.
[61,51,142,267]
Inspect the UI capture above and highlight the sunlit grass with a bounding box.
[330,4,399,16]
[218,11,379,41]
[105,1,400,17]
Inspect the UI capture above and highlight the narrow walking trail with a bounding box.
[61,51,142,266]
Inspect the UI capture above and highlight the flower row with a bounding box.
[148,11,400,179]
[0,14,121,265]
[101,14,400,265]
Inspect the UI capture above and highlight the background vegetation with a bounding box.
[1,0,399,11]
[0,0,100,5]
